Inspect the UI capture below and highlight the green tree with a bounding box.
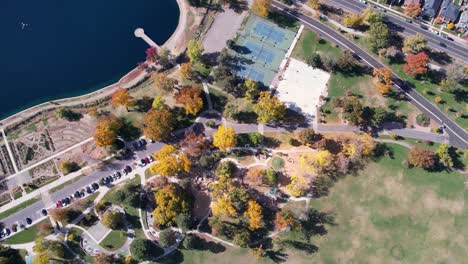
[215,161,237,178]
[130,239,153,262]
[297,128,316,146]
[182,234,198,249]
[264,169,278,186]
[0,244,25,264]
[159,229,177,247]
[366,21,390,52]
[244,78,259,101]
[188,39,204,62]
[101,210,123,229]
[176,213,191,232]
[233,229,250,247]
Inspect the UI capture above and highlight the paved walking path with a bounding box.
[1,128,19,173]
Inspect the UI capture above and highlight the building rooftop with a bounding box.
[440,0,461,21]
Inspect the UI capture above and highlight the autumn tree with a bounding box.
[402,34,427,54]
[343,14,363,28]
[152,96,166,110]
[436,144,454,167]
[143,108,174,141]
[212,197,237,217]
[180,133,210,157]
[187,39,204,62]
[94,253,115,264]
[244,200,263,231]
[440,64,466,93]
[94,115,122,147]
[366,21,390,52]
[151,72,176,93]
[175,86,203,115]
[286,173,310,197]
[403,52,429,76]
[180,62,194,80]
[244,78,259,101]
[252,0,271,17]
[253,91,286,124]
[300,150,335,175]
[153,183,190,226]
[403,3,421,18]
[150,145,191,176]
[275,209,297,231]
[297,128,316,146]
[408,147,437,170]
[213,125,237,151]
[246,168,265,186]
[373,68,393,95]
[145,47,158,62]
[111,88,134,111]
[308,0,320,10]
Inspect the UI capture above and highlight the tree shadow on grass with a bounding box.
[283,240,318,255]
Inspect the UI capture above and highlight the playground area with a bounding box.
[231,15,296,86]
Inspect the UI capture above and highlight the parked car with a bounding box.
[144,157,150,164]
[125,165,132,173]
[139,139,147,146]
[11,225,17,232]
[41,209,48,216]
[56,200,63,208]
[64,197,71,204]
[3,228,10,237]
[148,155,154,162]
[25,218,32,225]
[92,183,99,190]
[86,186,92,194]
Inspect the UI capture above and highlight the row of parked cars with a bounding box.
[139,155,154,167]
[100,166,132,185]
[56,182,100,208]
[0,217,33,238]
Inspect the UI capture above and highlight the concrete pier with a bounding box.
[134,28,160,49]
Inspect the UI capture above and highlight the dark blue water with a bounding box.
[0,0,179,119]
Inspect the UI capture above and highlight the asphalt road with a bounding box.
[322,0,468,62]
[0,141,165,230]
[271,1,468,149]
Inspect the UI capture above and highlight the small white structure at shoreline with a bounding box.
[134,28,160,49]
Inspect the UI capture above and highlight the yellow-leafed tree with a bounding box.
[244,200,263,230]
[286,174,309,197]
[252,0,271,17]
[94,115,122,147]
[275,209,297,231]
[180,62,194,80]
[213,125,237,151]
[111,87,134,111]
[372,68,393,95]
[212,197,237,217]
[143,108,174,141]
[253,91,286,124]
[150,145,191,176]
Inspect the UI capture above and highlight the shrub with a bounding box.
[205,120,216,128]
[130,239,154,262]
[434,96,442,104]
[215,161,236,178]
[233,229,250,248]
[182,234,198,249]
[416,114,430,127]
[389,133,399,140]
[159,229,177,247]
[271,157,285,171]
[176,213,191,232]
[264,169,278,186]
[60,161,80,174]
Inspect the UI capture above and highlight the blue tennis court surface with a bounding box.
[231,15,296,86]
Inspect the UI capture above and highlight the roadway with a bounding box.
[321,0,468,62]
[271,1,468,149]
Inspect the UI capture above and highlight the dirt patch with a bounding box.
[421,190,464,214]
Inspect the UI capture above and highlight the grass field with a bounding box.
[99,230,128,251]
[159,143,467,263]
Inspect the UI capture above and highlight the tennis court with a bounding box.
[231,15,296,85]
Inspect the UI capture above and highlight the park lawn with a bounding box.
[67,227,95,263]
[101,175,141,204]
[284,143,467,263]
[292,29,342,61]
[99,230,128,251]
[387,61,468,129]
[4,218,51,244]
[208,87,229,112]
[0,197,40,219]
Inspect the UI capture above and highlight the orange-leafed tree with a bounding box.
[111,88,134,111]
[94,115,122,147]
[151,72,176,93]
[213,125,237,151]
[150,145,191,176]
[408,147,437,170]
[143,108,174,141]
[252,0,271,17]
[180,62,194,80]
[403,52,429,76]
[175,86,203,116]
[403,3,421,18]
[244,200,263,231]
[246,168,265,186]
[372,68,393,95]
[308,0,320,10]
[274,209,297,231]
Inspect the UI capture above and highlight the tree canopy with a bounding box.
[153,183,190,227]
[143,108,174,141]
[366,21,390,52]
[150,145,191,176]
[253,91,286,124]
[403,52,429,76]
[213,125,237,151]
[175,86,204,115]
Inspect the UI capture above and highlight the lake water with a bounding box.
[0,0,179,119]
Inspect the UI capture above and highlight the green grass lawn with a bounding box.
[158,143,467,263]
[0,197,40,219]
[99,230,128,251]
[3,218,50,244]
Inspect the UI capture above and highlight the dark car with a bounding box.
[26,218,32,225]
[439,42,447,47]
[139,139,147,145]
[92,183,99,190]
[11,225,17,232]
[41,209,48,216]
[61,198,67,205]
[4,228,10,236]
[144,157,150,164]
[74,191,81,198]
[125,166,132,173]
[86,186,92,194]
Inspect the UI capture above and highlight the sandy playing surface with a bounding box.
[276,58,330,120]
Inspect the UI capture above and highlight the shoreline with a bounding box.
[0,0,187,131]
